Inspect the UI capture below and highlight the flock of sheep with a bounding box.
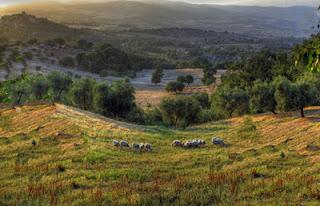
[113,140,152,152]
[112,137,225,152]
[172,137,225,148]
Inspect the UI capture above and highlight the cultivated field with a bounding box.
[1,104,320,205]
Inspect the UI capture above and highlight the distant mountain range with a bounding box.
[1,1,318,38]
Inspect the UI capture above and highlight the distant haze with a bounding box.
[1,0,318,7]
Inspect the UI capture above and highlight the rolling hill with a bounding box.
[0,12,92,42]
[1,103,320,204]
[1,1,318,37]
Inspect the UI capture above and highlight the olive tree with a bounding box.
[47,72,72,102]
[69,78,95,111]
[211,86,249,118]
[249,80,276,114]
[160,96,201,128]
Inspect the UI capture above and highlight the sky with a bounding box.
[0,0,318,7]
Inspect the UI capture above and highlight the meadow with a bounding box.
[1,104,320,205]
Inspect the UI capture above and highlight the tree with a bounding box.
[30,75,49,100]
[165,81,185,94]
[273,77,317,118]
[273,77,295,113]
[211,86,249,118]
[93,82,110,116]
[192,93,210,109]
[9,75,30,105]
[108,79,136,117]
[295,81,317,117]
[77,44,132,74]
[160,96,201,128]
[59,56,75,67]
[176,75,187,83]
[249,80,276,114]
[202,68,216,85]
[151,68,164,85]
[47,72,72,102]
[69,78,95,110]
[77,39,93,50]
[294,34,320,72]
[185,74,194,85]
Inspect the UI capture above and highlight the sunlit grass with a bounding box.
[0,104,320,205]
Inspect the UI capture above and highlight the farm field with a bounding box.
[1,104,320,205]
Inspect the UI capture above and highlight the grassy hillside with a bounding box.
[1,104,320,205]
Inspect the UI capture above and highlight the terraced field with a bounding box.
[1,104,320,205]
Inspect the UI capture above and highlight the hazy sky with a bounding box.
[0,0,318,7]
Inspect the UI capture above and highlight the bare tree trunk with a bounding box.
[300,107,305,118]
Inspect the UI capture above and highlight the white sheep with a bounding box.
[113,140,120,147]
[132,143,141,151]
[183,141,193,148]
[172,140,183,147]
[120,140,129,148]
[139,143,145,150]
[212,137,225,146]
[145,143,152,152]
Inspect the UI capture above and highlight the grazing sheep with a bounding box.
[181,139,206,149]
[199,139,206,145]
[183,141,193,148]
[145,143,152,152]
[139,143,145,150]
[113,140,120,147]
[120,140,129,148]
[132,143,141,151]
[212,137,225,147]
[172,140,183,147]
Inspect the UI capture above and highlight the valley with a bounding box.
[0,0,320,205]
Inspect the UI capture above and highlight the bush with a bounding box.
[165,81,185,93]
[237,116,258,140]
[160,96,201,128]
[197,109,218,123]
[192,93,210,109]
[145,107,163,125]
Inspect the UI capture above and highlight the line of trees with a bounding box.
[0,72,138,121]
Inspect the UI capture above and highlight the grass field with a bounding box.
[1,104,320,205]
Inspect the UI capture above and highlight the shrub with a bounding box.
[160,96,201,128]
[237,116,258,140]
[165,81,185,93]
[192,93,210,109]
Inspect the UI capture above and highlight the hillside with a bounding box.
[0,12,86,41]
[1,104,320,205]
[1,1,317,37]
